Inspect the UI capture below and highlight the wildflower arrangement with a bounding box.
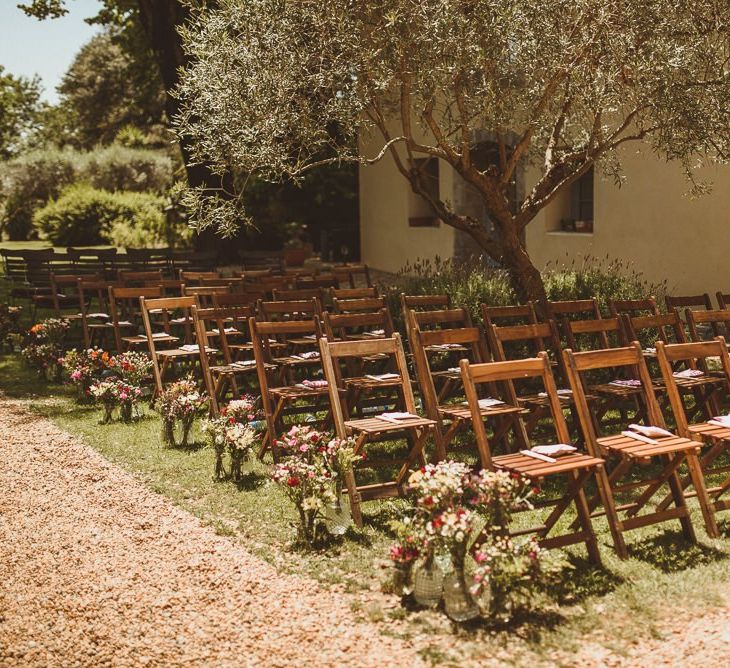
[89,378,143,423]
[0,303,23,352]
[272,426,361,546]
[158,377,207,447]
[203,395,264,480]
[21,318,70,380]
[60,348,111,400]
[389,461,544,619]
[108,351,153,386]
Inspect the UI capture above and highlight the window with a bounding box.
[569,168,594,230]
[408,158,440,227]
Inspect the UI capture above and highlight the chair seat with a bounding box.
[344,376,402,389]
[124,334,178,345]
[493,452,604,478]
[439,403,524,420]
[688,422,730,442]
[345,415,435,434]
[157,348,201,359]
[270,385,330,399]
[598,433,700,459]
[589,383,643,398]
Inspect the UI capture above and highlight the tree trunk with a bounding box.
[136,0,238,260]
[498,227,548,313]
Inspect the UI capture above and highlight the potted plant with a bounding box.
[282,221,311,266]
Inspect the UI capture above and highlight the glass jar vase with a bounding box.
[443,568,480,622]
[412,561,444,608]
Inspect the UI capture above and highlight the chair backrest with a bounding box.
[182,284,231,307]
[686,308,730,341]
[622,311,687,346]
[212,291,264,309]
[715,292,730,310]
[108,286,164,350]
[546,298,602,321]
[655,338,730,434]
[332,296,387,314]
[140,295,197,349]
[272,287,326,304]
[488,320,564,377]
[119,270,163,286]
[481,302,538,329]
[295,275,339,290]
[460,353,568,468]
[192,305,256,412]
[563,343,665,451]
[608,297,659,318]
[562,316,625,351]
[49,272,102,313]
[258,298,322,321]
[180,270,220,282]
[331,286,379,300]
[319,333,416,437]
[665,294,712,313]
[408,307,474,332]
[400,294,451,312]
[410,319,490,422]
[332,263,372,288]
[323,308,394,341]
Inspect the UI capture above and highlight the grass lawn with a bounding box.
[1,352,729,665]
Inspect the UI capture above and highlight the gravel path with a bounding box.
[0,398,422,668]
[1,395,729,668]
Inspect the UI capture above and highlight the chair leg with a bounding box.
[573,481,602,565]
[686,449,720,539]
[666,459,696,543]
[594,466,628,559]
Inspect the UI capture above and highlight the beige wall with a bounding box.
[359,130,455,274]
[361,138,730,294]
[526,146,730,295]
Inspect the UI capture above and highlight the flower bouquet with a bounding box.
[89,378,143,423]
[21,318,69,381]
[60,348,111,401]
[108,351,153,387]
[158,377,207,447]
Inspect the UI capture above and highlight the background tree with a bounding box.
[175,0,730,304]
[56,29,166,147]
[0,66,44,159]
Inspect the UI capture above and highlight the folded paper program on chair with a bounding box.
[379,411,419,423]
[365,373,399,381]
[531,444,577,457]
[673,368,704,378]
[628,424,674,438]
[709,415,730,427]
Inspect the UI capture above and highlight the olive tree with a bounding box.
[176,0,730,304]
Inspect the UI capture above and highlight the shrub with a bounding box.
[80,144,174,193]
[384,254,667,329]
[0,148,79,239]
[32,183,189,248]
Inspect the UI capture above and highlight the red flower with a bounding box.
[287,476,300,487]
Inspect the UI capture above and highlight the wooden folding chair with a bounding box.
[481,302,538,329]
[564,343,716,554]
[77,277,115,348]
[108,286,168,352]
[213,291,267,309]
[320,333,437,526]
[400,293,451,313]
[332,263,372,288]
[249,316,331,459]
[461,353,607,563]
[182,284,231,308]
[665,293,712,313]
[331,286,379,300]
[33,272,100,320]
[258,298,323,322]
[272,287,326,305]
[608,297,659,318]
[410,316,525,461]
[118,270,163,287]
[140,296,201,399]
[624,310,721,419]
[686,308,730,342]
[192,305,262,414]
[656,338,730,530]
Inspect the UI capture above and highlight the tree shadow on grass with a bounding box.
[627,530,729,572]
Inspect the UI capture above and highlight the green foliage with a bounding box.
[0,148,79,240]
[32,183,189,248]
[384,255,667,328]
[0,145,176,240]
[81,144,175,194]
[56,29,166,149]
[0,65,44,159]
